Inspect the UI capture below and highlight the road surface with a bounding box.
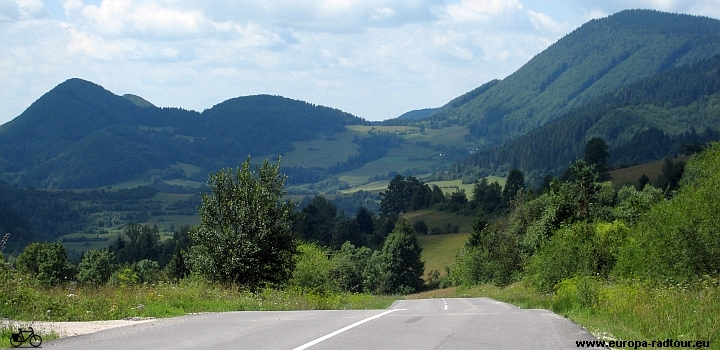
[43,297,605,349]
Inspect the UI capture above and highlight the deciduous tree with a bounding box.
[189,157,297,288]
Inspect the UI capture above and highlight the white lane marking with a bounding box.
[293,309,403,350]
[442,298,448,311]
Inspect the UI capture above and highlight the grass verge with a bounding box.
[1,279,397,323]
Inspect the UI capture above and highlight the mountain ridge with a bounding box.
[458,54,720,179]
[428,9,720,145]
[0,78,366,188]
[2,10,720,189]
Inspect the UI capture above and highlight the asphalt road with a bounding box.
[43,297,606,349]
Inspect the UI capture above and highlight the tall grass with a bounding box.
[1,269,395,323]
[563,278,720,346]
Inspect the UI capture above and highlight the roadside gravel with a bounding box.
[1,318,156,338]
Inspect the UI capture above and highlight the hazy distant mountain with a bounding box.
[430,9,720,146]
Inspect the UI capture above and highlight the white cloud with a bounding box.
[444,0,523,22]
[0,0,48,21]
[1,0,720,125]
[69,0,214,39]
[527,9,570,34]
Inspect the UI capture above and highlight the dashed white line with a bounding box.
[442,298,448,311]
[293,309,403,350]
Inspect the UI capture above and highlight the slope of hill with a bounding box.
[429,10,720,146]
[459,54,720,178]
[395,108,439,120]
[0,79,366,188]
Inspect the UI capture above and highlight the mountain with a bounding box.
[429,10,720,146]
[458,54,720,178]
[3,10,720,190]
[123,94,156,108]
[0,78,365,188]
[395,108,439,120]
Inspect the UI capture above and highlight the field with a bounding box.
[417,233,469,278]
[401,209,474,279]
[400,210,474,233]
[270,127,365,168]
[337,143,438,185]
[608,156,690,189]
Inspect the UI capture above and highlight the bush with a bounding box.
[289,244,337,294]
[77,249,116,285]
[614,143,720,283]
[329,242,372,293]
[449,222,522,287]
[525,221,628,293]
[134,259,162,284]
[15,242,76,287]
[552,275,602,312]
[363,219,424,294]
[412,220,428,235]
[189,158,297,289]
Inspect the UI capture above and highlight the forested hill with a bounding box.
[0,78,365,188]
[458,54,720,179]
[428,10,720,146]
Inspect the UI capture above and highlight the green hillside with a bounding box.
[459,54,720,179]
[0,79,366,189]
[428,10,720,146]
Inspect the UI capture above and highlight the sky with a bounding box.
[1,0,719,124]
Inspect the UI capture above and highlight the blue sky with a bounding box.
[1,0,719,124]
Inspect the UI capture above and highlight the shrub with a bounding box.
[449,226,522,287]
[363,219,424,294]
[553,275,602,312]
[189,158,297,289]
[15,242,76,287]
[77,249,116,285]
[614,143,720,283]
[412,220,428,235]
[289,244,337,294]
[329,242,372,293]
[134,259,162,284]
[526,221,628,293]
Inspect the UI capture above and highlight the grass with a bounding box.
[276,127,365,168]
[401,210,474,233]
[609,156,690,189]
[0,274,397,324]
[400,209,474,279]
[404,125,472,147]
[417,233,469,279]
[339,180,393,194]
[337,145,439,185]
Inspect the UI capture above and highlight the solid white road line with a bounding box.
[292,309,404,350]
